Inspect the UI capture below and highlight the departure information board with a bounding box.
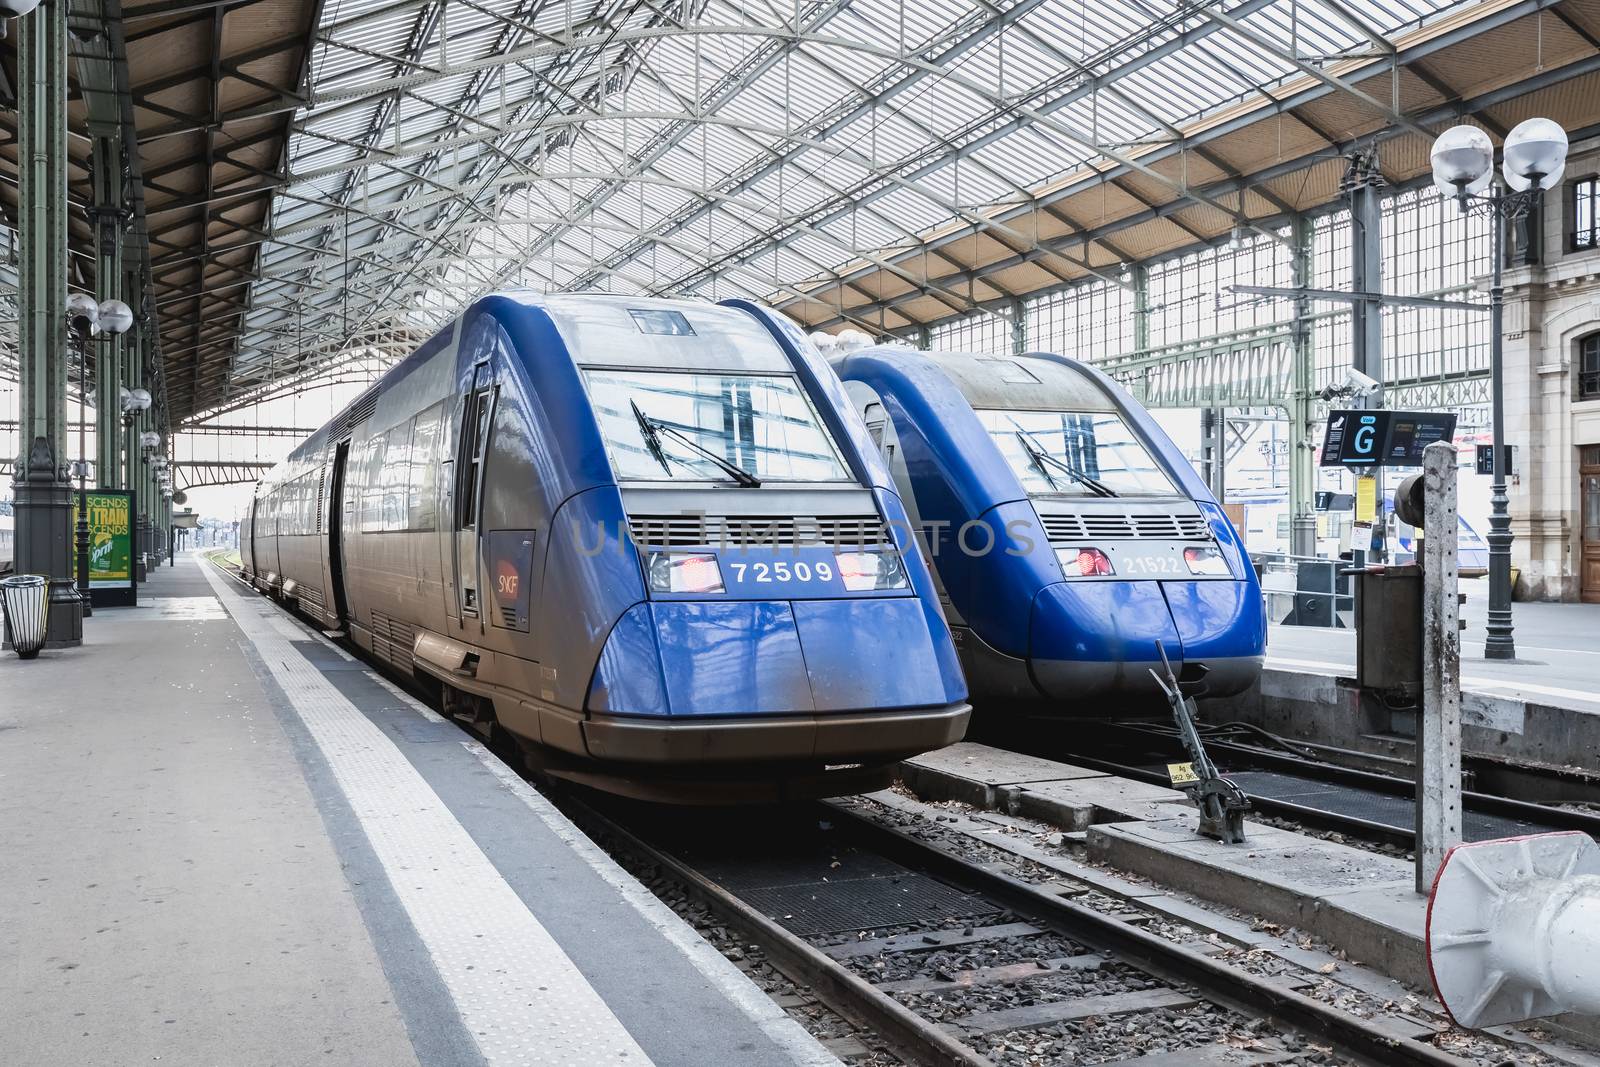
[1320,409,1457,468]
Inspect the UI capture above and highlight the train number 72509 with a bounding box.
[727,560,836,583]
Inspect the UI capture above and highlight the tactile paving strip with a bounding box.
[201,563,654,1067]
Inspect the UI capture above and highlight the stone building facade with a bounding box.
[1503,134,1600,603]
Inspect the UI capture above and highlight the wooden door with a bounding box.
[1583,446,1600,604]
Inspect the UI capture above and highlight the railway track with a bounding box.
[210,555,1580,1066]
[1006,720,1600,854]
[555,790,1527,1067]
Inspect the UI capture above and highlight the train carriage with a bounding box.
[834,345,1266,712]
[241,294,968,800]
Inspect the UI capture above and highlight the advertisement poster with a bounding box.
[75,489,137,606]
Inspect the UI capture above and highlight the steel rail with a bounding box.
[220,562,1477,1067]
[553,791,995,1067]
[819,799,1474,1067]
[1065,721,1600,845]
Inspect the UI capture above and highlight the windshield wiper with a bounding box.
[1013,431,1061,492]
[632,402,762,488]
[1009,420,1117,498]
[630,400,677,477]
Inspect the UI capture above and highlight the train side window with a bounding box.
[383,422,412,531]
[357,430,383,533]
[459,389,493,529]
[863,402,886,449]
[409,404,443,532]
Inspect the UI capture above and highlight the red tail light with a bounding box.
[1057,546,1114,577]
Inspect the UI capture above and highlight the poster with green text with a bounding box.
[75,489,137,606]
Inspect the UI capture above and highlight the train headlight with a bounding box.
[1056,546,1115,577]
[1183,545,1231,576]
[834,549,909,591]
[646,551,726,594]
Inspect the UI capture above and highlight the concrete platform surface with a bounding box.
[901,744,1428,987]
[1086,818,1427,987]
[1267,582,1600,715]
[900,741,1190,828]
[0,553,837,1067]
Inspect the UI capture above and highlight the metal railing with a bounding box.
[1254,551,1355,629]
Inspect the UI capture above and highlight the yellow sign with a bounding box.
[1167,762,1199,786]
[1354,475,1377,526]
[73,491,134,586]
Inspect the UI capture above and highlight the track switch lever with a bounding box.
[1150,641,1250,844]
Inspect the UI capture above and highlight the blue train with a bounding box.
[833,346,1266,710]
[241,294,969,800]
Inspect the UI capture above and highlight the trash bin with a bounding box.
[1,574,51,659]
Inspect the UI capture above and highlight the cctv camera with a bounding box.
[1318,366,1382,403]
[1339,366,1381,398]
[0,0,42,17]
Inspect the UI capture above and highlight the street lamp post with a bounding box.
[1430,119,1569,661]
[66,293,98,614]
[64,296,136,614]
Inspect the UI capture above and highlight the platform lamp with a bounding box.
[1430,119,1569,661]
[64,294,99,611]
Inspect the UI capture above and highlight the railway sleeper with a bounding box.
[944,987,1198,1037]
[875,955,1108,994]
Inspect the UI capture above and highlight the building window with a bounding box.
[1574,178,1600,252]
[1583,333,1600,401]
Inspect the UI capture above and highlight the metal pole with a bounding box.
[1348,153,1387,562]
[1484,188,1516,659]
[1132,264,1150,354]
[1287,215,1318,558]
[74,326,91,614]
[92,127,124,490]
[11,0,84,649]
[1201,407,1227,499]
[1417,440,1463,893]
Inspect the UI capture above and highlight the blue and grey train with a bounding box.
[834,346,1266,711]
[241,294,968,800]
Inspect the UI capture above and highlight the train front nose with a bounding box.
[1028,580,1182,704]
[1158,579,1266,698]
[582,595,968,763]
[1027,577,1265,705]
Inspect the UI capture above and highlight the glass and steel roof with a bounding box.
[15,0,1598,424]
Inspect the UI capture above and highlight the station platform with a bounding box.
[0,552,838,1067]
[1267,581,1600,714]
[1229,582,1600,773]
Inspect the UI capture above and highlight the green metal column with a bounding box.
[1288,214,1317,558]
[1009,298,1027,356]
[121,262,142,493]
[91,126,124,488]
[11,0,83,647]
[1131,264,1150,353]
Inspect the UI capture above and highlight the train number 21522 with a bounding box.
[727,560,835,583]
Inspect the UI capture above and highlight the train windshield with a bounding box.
[977,409,1179,497]
[586,369,852,484]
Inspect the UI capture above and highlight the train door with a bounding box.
[1582,445,1600,604]
[329,439,351,624]
[244,496,255,576]
[452,364,497,629]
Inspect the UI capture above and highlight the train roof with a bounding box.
[539,293,794,375]
[880,349,1119,413]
